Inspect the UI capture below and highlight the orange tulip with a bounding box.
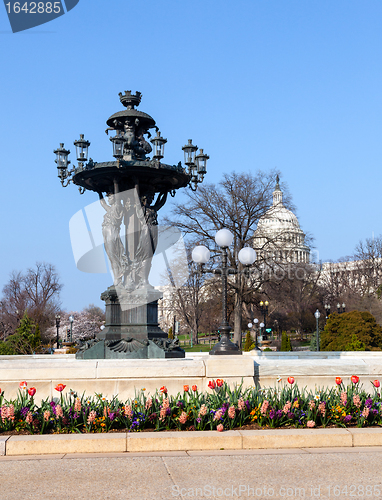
[160,386,167,394]
[183,385,189,392]
[19,381,27,389]
[335,377,342,385]
[192,385,197,391]
[372,380,380,388]
[351,375,359,384]
[208,380,216,389]
[55,383,66,392]
[216,379,224,387]
[28,387,36,397]
[287,377,295,385]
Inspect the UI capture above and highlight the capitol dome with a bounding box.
[254,176,310,263]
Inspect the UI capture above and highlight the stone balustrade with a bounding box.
[0,351,381,401]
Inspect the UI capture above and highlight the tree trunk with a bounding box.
[192,318,198,345]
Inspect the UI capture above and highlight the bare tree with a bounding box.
[165,170,296,345]
[0,262,63,340]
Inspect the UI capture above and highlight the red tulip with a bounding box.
[351,375,359,384]
[287,377,295,385]
[208,380,216,389]
[216,379,224,387]
[183,385,189,392]
[335,377,342,385]
[28,387,36,397]
[19,381,27,390]
[192,385,197,391]
[160,386,167,394]
[372,380,380,388]
[55,383,66,392]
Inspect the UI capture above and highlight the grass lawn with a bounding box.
[182,343,214,353]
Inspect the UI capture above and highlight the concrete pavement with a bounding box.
[1,447,382,500]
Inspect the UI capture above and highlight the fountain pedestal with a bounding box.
[76,286,185,359]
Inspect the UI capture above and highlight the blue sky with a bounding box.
[1,0,382,312]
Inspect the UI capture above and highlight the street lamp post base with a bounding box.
[209,326,242,355]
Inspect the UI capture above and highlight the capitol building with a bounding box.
[253,176,310,264]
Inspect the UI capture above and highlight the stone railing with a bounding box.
[0,351,381,401]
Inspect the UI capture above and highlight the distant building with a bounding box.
[253,176,310,263]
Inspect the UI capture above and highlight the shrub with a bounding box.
[280,331,292,351]
[321,311,382,351]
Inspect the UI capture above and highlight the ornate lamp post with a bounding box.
[69,315,74,343]
[314,309,321,352]
[324,303,331,319]
[55,314,60,349]
[192,229,257,355]
[337,303,346,314]
[247,319,260,351]
[259,300,269,339]
[54,90,209,359]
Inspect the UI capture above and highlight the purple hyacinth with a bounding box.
[365,398,373,408]
[276,410,283,419]
[344,414,352,423]
[20,407,29,417]
[269,409,276,419]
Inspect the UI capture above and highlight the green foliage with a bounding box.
[280,331,292,351]
[321,311,382,351]
[243,330,255,351]
[2,312,42,355]
[168,327,173,340]
[345,334,366,351]
[310,333,319,351]
[0,341,17,355]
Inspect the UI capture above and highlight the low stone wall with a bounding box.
[0,351,381,402]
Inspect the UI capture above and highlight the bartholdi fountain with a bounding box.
[54,90,209,359]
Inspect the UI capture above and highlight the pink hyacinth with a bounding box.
[228,406,236,419]
[213,409,223,422]
[353,395,361,408]
[318,402,326,416]
[309,400,315,410]
[260,400,269,416]
[238,397,245,411]
[307,420,316,428]
[282,401,291,415]
[1,406,8,422]
[74,398,81,413]
[198,404,208,417]
[55,404,63,418]
[145,397,152,410]
[340,392,347,406]
[159,398,169,422]
[362,407,369,418]
[124,405,133,419]
[25,411,33,424]
[87,410,96,425]
[1,405,15,422]
[179,411,188,424]
[43,410,51,422]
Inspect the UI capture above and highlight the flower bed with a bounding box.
[0,377,381,435]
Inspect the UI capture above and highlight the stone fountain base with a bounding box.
[76,285,185,360]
